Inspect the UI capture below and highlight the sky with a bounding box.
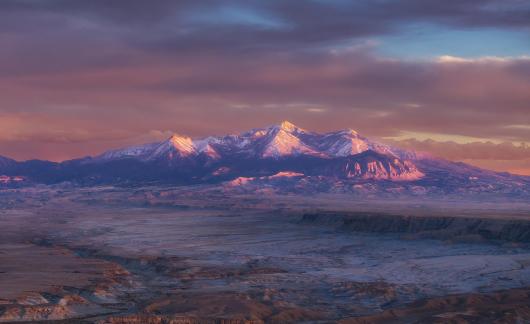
[0,0,529,175]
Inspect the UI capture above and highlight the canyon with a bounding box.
[1,186,529,322]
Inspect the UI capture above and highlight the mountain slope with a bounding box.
[252,122,322,158]
[314,129,395,157]
[0,156,15,169]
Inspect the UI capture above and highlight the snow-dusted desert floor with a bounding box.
[1,186,530,322]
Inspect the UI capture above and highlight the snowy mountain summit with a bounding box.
[88,121,423,181]
[96,121,400,162]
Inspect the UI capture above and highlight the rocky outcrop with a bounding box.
[339,287,530,323]
[326,150,424,180]
[99,291,326,324]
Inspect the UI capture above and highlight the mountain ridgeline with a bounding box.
[1,121,529,196]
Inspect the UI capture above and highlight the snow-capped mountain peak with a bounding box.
[261,128,319,158]
[338,128,359,136]
[92,122,407,163]
[317,129,393,158]
[270,120,306,134]
[167,134,195,155]
[147,134,195,159]
[151,134,223,159]
[193,137,220,158]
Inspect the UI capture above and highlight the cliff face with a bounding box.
[300,212,530,243]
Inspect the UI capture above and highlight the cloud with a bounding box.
[306,108,327,113]
[1,0,529,60]
[1,47,529,145]
[437,55,530,64]
[387,138,530,175]
[0,0,529,166]
[0,111,176,161]
[387,139,530,161]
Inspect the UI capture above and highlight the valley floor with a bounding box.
[1,186,530,323]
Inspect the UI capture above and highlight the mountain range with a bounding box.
[1,121,529,197]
